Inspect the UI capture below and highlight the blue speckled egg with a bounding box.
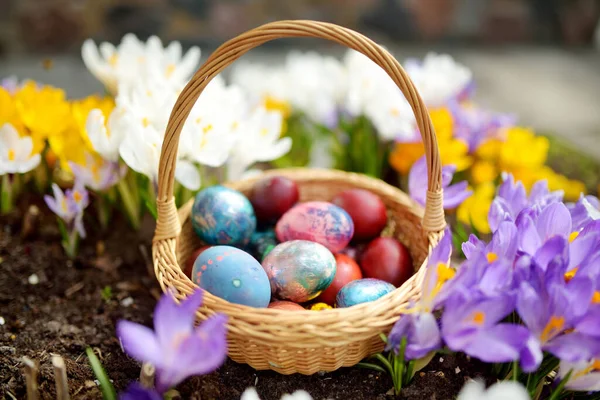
[275,201,354,253]
[192,246,271,307]
[191,186,256,246]
[336,278,395,308]
[262,240,336,303]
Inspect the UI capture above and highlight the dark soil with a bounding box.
[0,202,493,400]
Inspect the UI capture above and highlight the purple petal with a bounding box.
[520,335,543,373]
[536,203,572,242]
[517,282,547,336]
[478,260,513,296]
[441,164,457,187]
[545,333,600,362]
[490,221,518,259]
[119,383,163,400]
[405,312,442,360]
[518,215,542,255]
[408,156,427,207]
[44,195,61,217]
[462,234,485,260]
[569,233,598,271]
[443,181,472,209]
[488,198,513,233]
[387,314,412,353]
[154,289,203,349]
[563,277,594,322]
[116,320,163,367]
[156,313,228,393]
[576,307,600,337]
[459,323,529,363]
[533,236,568,272]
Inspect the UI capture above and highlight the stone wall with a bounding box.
[0,0,598,54]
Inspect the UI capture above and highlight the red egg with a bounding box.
[184,246,211,278]
[331,189,387,241]
[268,301,305,311]
[359,238,413,287]
[317,253,363,305]
[250,176,300,223]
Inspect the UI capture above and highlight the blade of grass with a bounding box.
[86,347,116,400]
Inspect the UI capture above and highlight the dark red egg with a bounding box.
[250,176,300,223]
[331,189,387,241]
[184,245,211,278]
[359,238,413,287]
[317,253,363,305]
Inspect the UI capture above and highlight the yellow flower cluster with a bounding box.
[388,107,586,233]
[0,81,114,171]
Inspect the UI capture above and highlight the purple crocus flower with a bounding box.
[69,153,126,192]
[386,229,453,359]
[119,383,162,400]
[441,292,531,364]
[516,244,600,371]
[408,156,472,210]
[558,359,600,392]
[44,181,89,238]
[568,195,600,231]
[449,101,516,153]
[116,289,228,394]
[488,174,563,232]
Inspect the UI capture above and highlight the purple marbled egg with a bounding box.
[275,201,354,253]
[262,240,336,303]
[336,278,395,308]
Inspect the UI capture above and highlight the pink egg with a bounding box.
[275,201,354,253]
[268,301,305,310]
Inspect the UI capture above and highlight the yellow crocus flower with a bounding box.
[0,88,25,133]
[471,160,498,185]
[457,182,496,234]
[389,107,472,174]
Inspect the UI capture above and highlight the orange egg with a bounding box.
[268,301,305,311]
[316,253,363,305]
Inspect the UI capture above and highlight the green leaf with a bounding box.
[86,347,117,400]
[356,362,387,374]
[547,369,572,400]
[411,351,437,378]
[101,286,113,302]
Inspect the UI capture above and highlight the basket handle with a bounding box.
[155,20,446,241]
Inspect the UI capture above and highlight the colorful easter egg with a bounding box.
[262,240,336,303]
[184,245,211,278]
[336,278,395,308]
[331,189,387,241]
[250,176,300,223]
[360,237,413,287]
[268,301,305,311]
[192,246,270,307]
[316,253,363,305]
[275,201,354,253]
[191,186,256,246]
[247,229,278,261]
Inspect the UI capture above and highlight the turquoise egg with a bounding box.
[262,240,336,303]
[192,246,271,308]
[191,186,256,246]
[336,278,396,308]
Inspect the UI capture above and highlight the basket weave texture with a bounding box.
[152,20,446,375]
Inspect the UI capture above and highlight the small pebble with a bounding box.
[0,316,5,325]
[120,297,134,307]
[455,367,461,374]
[28,274,39,285]
[439,357,444,363]
[419,372,425,377]
[0,346,15,354]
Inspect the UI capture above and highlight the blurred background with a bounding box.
[1,0,600,159]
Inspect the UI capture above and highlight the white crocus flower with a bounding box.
[241,387,313,400]
[227,107,291,181]
[404,52,473,108]
[458,380,530,400]
[0,123,41,174]
[179,76,246,167]
[86,109,128,162]
[558,359,600,392]
[82,33,200,94]
[230,62,288,107]
[343,50,415,141]
[118,123,200,190]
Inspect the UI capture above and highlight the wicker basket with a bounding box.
[153,20,446,375]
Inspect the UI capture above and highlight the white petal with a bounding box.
[253,137,292,162]
[175,159,201,190]
[81,39,102,75]
[16,154,41,174]
[240,388,261,400]
[457,380,486,400]
[176,46,201,81]
[0,123,20,148]
[484,381,530,400]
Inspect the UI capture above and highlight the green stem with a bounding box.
[1,174,14,214]
[97,195,112,230]
[86,347,117,400]
[512,360,519,381]
[357,362,387,374]
[373,353,394,376]
[395,337,407,394]
[116,177,140,230]
[548,370,572,400]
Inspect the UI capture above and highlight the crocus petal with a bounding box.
[119,383,163,400]
[175,159,201,191]
[405,312,442,360]
[488,198,512,233]
[517,282,547,335]
[536,202,572,242]
[462,234,485,260]
[154,289,204,349]
[533,235,568,272]
[545,332,600,362]
[559,360,600,392]
[156,313,228,393]
[458,323,529,363]
[482,381,530,400]
[408,156,427,207]
[518,215,542,255]
[443,181,472,209]
[490,221,519,259]
[241,388,262,400]
[520,334,543,373]
[116,320,163,367]
[566,372,600,392]
[576,308,600,337]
